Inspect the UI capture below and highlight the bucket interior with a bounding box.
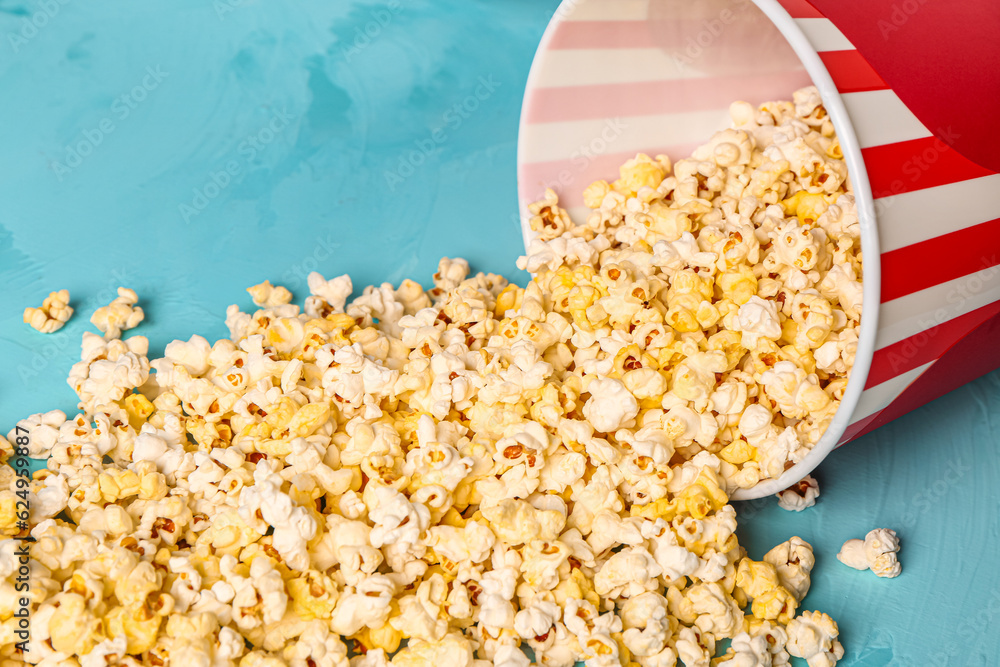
[518,0,816,233]
[516,0,881,500]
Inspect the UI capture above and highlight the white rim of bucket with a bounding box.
[516,0,882,500]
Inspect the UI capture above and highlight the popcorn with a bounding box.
[671,351,729,409]
[390,633,477,667]
[615,153,670,195]
[818,264,862,322]
[79,637,128,667]
[69,333,151,413]
[593,545,662,598]
[674,625,716,667]
[24,289,73,333]
[91,287,145,339]
[482,498,565,546]
[513,599,561,640]
[786,611,844,667]
[863,528,900,563]
[9,409,66,459]
[6,86,860,667]
[837,528,901,578]
[763,536,815,600]
[366,484,431,570]
[686,582,743,636]
[528,189,574,242]
[693,128,753,168]
[715,631,772,667]
[746,619,791,665]
[163,335,213,376]
[737,296,782,347]
[582,377,638,433]
[836,539,869,571]
[238,463,318,571]
[47,593,105,655]
[247,280,294,308]
[776,474,820,511]
[759,361,831,420]
[305,272,353,317]
[750,585,798,625]
[641,519,699,581]
[224,554,288,635]
[619,592,673,659]
[735,558,781,600]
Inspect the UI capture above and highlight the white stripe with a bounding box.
[842,89,932,148]
[876,268,1000,349]
[850,361,934,422]
[794,18,854,51]
[876,174,1000,252]
[560,0,650,21]
[519,109,730,165]
[533,48,704,88]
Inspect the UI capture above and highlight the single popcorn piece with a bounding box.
[836,539,869,571]
[786,610,845,667]
[838,528,901,578]
[24,289,74,333]
[777,474,820,511]
[582,376,639,433]
[763,536,815,600]
[737,296,782,347]
[247,279,294,308]
[305,271,352,317]
[4,86,861,667]
[91,287,144,338]
[527,188,574,241]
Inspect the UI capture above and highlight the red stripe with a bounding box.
[880,217,1000,303]
[775,0,825,18]
[846,309,1000,442]
[818,50,888,93]
[863,137,997,199]
[524,71,813,124]
[547,20,659,50]
[866,299,1000,388]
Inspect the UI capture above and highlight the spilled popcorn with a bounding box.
[91,287,145,340]
[23,289,73,334]
[776,475,820,512]
[2,86,857,666]
[838,528,901,579]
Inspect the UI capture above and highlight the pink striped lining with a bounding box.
[548,20,658,50]
[519,0,1000,453]
[523,71,813,124]
[547,18,783,50]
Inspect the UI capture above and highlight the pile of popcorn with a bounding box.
[1,86,859,667]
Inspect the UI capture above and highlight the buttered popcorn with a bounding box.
[2,87,853,666]
[91,287,145,339]
[23,289,74,333]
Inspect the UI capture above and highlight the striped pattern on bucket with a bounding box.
[517,0,1000,447]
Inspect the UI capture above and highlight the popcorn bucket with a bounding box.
[516,0,1000,499]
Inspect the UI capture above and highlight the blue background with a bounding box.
[1,1,998,665]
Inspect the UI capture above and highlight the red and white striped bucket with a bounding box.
[516,0,1000,499]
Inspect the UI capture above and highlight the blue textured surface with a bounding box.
[2,2,999,665]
